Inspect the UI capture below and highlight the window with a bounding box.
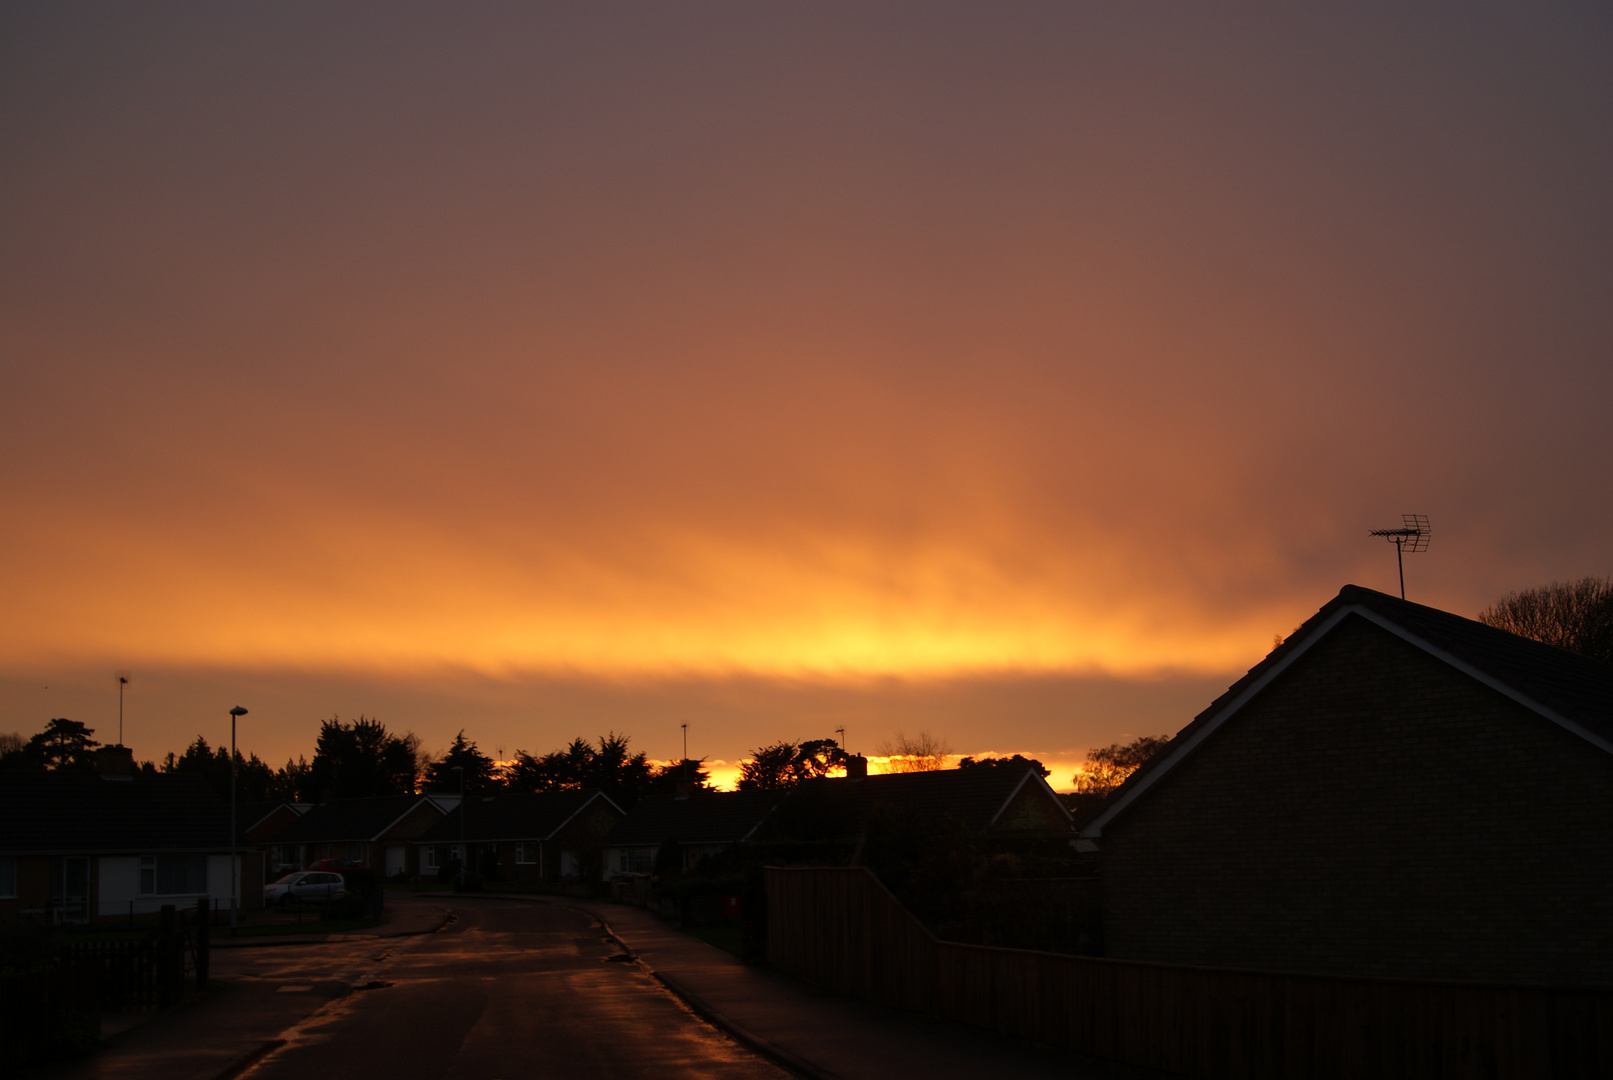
[346,843,362,862]
[139,855,208,895]
[515,842,536,865]
[0,856,15,898]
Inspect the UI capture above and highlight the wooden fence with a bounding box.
[766,866,1613,1079]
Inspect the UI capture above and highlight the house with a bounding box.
[416,790,624,884]
[602,789,782,878]
[754,760,1075,849]
[830,760,1074,835]
[0,746,262,924]
[1082,584,1613,988]
[240,800,310,847]
[268,793,455,880]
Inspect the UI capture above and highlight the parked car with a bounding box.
[264,870,346,909]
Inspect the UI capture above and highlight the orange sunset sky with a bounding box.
[3,6,1610,789]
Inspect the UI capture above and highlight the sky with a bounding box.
[3,5,1610,789]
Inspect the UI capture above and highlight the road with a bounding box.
[219,898,787,1080]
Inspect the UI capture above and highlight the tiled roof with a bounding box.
[606,790,782,847]
[275,795,442,844]
[1091,584,1613,832]
[810,766,1056,834]
[0,771,234,853]
[416,790,620,843]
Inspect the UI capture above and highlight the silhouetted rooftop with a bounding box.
[418,790,621,843]
[276,794,445,844]
[0,771,233,852]
[1090,584,1613,833]
[607,790,783,847]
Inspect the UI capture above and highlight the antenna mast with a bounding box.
[1368,514,1430,600]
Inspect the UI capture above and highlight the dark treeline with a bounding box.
[0,715,708,810]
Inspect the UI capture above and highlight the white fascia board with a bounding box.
[545,790,623,840]
[1352,607,1613,758]
[986,769,1075,830]
[371,797,440,841]
[1081,603,1613,839]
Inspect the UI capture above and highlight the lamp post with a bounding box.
[228,706,248,932]
[452,765,465,888]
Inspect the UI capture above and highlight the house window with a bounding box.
[515,842,536,865]
[138,855,208,895]
[346,843,362,862]
[0,856,15,898]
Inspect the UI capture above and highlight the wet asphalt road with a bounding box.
[223,899,787,1080]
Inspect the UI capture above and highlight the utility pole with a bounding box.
[228,706,248,932]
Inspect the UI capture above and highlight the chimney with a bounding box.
[845,754,868,782]
[95,744,135,779]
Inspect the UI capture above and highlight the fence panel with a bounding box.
[766,866,1612,1079]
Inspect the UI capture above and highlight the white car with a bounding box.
[264,871,346,910]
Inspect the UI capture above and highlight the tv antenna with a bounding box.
[1368,514,1430,600]
[116,673,129,747]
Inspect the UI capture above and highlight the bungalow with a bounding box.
[269,793,456,880]
[602,789,782,878]
[0,746,261,924]
[1083,584,1613,988]
[241,800,311,847]
[416,790,624,884]
[754,759,1075,849]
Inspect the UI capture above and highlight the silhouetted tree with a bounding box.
[423,730,501,793]
[272,756,313,801]
[645,758,711,796]
[1,718,101,771]
[503,733,651,805]
[307,715,420,799]
[875,730,951,773]
[1479,577,1613,665]
[737,738,847,790]
[1072,735,1171,796]
[957,754,1050,778]
[160,735,278,802]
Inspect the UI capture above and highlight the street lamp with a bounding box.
[229,706,248,932]
[451,765,465,888]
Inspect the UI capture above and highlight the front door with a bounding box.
[385,845,405,878]
[54,857,90,924]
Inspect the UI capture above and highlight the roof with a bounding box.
[1083,584,1613,838]
[826,766,1070,833]
[275,795,443,844]
[606,790,783,848]
[240,801,309,832]
[416,790,622,843]
[0,771,235,853]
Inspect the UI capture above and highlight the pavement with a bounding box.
[559,896,1133,1080]
[33,891,1138,1080]
[207,892,454,948]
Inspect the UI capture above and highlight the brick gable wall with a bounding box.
[992,778,1071,833]
[1102,614,1613,987]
